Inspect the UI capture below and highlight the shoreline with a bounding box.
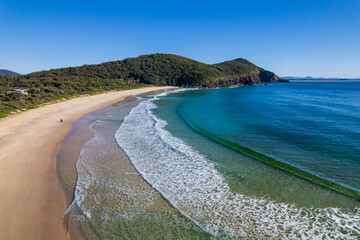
[56,95,143,239]
[0,86,176,240]
[59,91,184,239]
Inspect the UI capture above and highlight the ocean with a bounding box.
[68,82,360,239]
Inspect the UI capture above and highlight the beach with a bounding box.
[0,86,175,240]
[1,83,359,239]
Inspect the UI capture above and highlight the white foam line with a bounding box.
[115,91,360,239]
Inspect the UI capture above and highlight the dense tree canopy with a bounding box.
[0,54,283,117]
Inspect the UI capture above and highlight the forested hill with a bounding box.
[23,54,283,87]
[0,54,284,117]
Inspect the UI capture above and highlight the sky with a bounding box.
[1,0,360,78]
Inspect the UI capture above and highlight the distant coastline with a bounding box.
[282,76,360,81]
[288,79,360,82]
[0,54,282,119]
[0,69,21,77]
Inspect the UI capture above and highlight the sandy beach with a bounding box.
[0,86,175,240]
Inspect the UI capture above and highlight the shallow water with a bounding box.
[72,83,360,239]
[116,86,359,239]
[66,94,211,239]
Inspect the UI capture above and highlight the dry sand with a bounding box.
[0,86,175,240]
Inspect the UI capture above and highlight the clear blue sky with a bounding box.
[1,0,360,77]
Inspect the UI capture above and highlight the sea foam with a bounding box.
[115,91,360,239]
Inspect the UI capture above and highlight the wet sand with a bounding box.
[58,96,180,239]
[0,87,175,240]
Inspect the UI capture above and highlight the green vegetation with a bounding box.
[181,114,360,201]
[0,54,282,118]
[0,75,149,118]
[213,58,281,85]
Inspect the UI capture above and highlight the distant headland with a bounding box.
[282,76,360,81]
[0,69,21,77]
[0,54,286,117]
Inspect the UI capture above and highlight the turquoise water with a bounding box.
[176,82,360,193]
[72,83,360,239]
[115,83,360,239]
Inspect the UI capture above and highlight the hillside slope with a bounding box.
[0,69,21,77]
[23,54,282,87]
[0,54,283,117]
[213,58,281,86]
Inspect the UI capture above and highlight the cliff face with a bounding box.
[211,58,282,87]
[259,70,281,83]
